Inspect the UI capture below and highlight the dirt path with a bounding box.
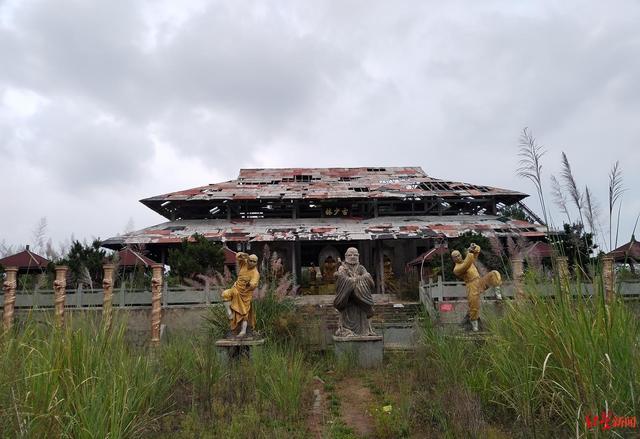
[306,377,327,439]
[335,376,375,438]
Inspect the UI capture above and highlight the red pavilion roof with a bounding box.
[0,247,50,271]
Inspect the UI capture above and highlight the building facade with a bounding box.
[103,167,546,292]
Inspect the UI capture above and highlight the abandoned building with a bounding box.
[102,167,546,292]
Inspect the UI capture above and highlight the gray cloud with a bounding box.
[1,0,639,250]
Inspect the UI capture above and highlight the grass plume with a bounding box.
[608,161,625,250]
[517,128,549,226]
[583,186,600,238]
[550,174,571,224]
[560,152,584,227]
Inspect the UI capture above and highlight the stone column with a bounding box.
[102,264,115,330]
[556,256,569,294]
[2,267,18,332]
[150,263,163,346]
[602,256,615,303]
[54,266,68,327]
[511,258,524,299]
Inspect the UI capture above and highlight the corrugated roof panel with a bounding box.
[102,215,546,248]
[140,167,528,207]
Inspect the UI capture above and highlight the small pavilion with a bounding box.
[607,235,639,273]
[519,241,554,262]
[115,246,237,272]
[116,247,157,271]
[0,245,50,274]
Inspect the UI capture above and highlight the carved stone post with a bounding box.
[102,264,115,330]
[150,264,163,346]
[2,267,18,332]
[54,266,68,327]
[556,256,569,294]
[602,256,615,303]
[511,258,524,299]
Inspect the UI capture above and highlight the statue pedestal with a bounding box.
[215,338,265,364]
[332,335,383,368]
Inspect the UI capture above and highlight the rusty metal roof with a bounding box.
[102,215,545,248]
[141,167,527,207]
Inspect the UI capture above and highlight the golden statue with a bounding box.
[309,262,317,284]
[383,255,398,294]
[222,252,260,337]
[322,255,337,284]
[451,243,502,332]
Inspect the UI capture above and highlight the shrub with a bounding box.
[58,239,106,288]
[167,234,225,281]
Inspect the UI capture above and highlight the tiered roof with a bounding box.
[102,215,545,248]
[141,167,527,219]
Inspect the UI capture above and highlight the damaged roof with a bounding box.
[102,215,546,249]
[140,167,527,215]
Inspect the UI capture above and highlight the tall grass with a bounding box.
[159,334,222,414]
[482,277,639,435]
[254,345,313,422]
[420,275,640,436]
[160,340,313,437]
[0,316,173,438]
[1,314,316,437]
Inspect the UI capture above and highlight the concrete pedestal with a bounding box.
[215,338,265,364]
[333,335,383,368]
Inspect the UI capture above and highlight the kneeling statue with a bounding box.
[222,252,260,337]
[333,247,376,336]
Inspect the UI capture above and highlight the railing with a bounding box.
[419,277,640,303]
[0,284,224,309]
[4,280,640,310]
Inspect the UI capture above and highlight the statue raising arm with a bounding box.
[236,252,249,268]
[452,244,480,278]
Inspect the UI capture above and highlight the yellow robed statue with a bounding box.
[222,252,260,337]
[451,243,502,332]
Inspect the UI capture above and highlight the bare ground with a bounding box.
[335,376,375,438]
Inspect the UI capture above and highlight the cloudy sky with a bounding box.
[1,0,639,255]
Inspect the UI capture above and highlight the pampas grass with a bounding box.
[560,152,584,228]
[517,128,549,227]
[551,175,571,224]
[608,161,625,250]
[583,186,600,237]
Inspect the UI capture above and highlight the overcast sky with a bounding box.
[1,0,639,255]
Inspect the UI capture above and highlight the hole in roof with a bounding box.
[164,226,186,232]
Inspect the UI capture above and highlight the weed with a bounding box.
[0,315,173,438]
